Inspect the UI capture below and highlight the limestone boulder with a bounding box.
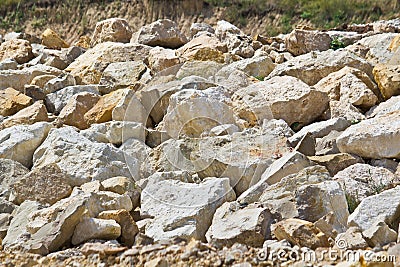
[138,76,216,125]
[347,185,400,231]
[0,39,34,64]
[1,101,48,129]
[0,88,33,116]
[71,218,121,245]
[120,138,154,180]
[367,95,400,118]
[43,73,76,95]
[30,74,57,88]
[348,33,398,65]
[308,153,363,176]
[177,34,227,63]
[0,122,52,168]
[225,56,275,80]
[154,121,292,195]
[337,111,400,158]
[148,47,181,73]
[267,49,372,86]
[215,20,255,58]
[99,61,147,90]
[295,180,349,228]
[315,66,380,109]
[285,29,332,56]
[238,152,313,204]
[10,163,72,205]
[363,221,397,247]
[91,18,132,46]
[288,117,350,147]
[65,42,150,84]
[163,88,239,138]
[0,159,29,199]
[57,92,101,129]
[333,163,400,204]
[45,85,101,114]
[97,209,138,246]
[80,121,146,145]
[373,63,400,100]
[2,201,43,250]
[273,218,330,249]
[112,89,148,125]
[84,89,129,126]
[335,227,368,250]
[324,100,366,122]
[32,127,134,186]
[258,166,332,220]
[41,28,69,50]
[133,19,188,48]
[232,76,329,128]
[0,64,62,91]
[189,22,214,37]
[141,177,235,241]
[176,61,224,80]
[206,202,272,247]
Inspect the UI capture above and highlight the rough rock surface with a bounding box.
[232,76,329,127]
[0,122,53,168]
[206,202,272,247]
[65,42,150,84]
[0,88,33,116]
[0,39,34,64]
[133,19,188,48]
[285,29,332,56]
[267,49,373,86]
[91,18,132,46]
[337,111,400,158]
[347,185,400,231]
[141,177,235,241]
[32,127,134,186]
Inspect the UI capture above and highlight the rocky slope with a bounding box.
[0,16,400,266]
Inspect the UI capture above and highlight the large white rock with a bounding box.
[206,202,272,247]
[337,111,400,158]
[120,138,154,179]
[45,85,101,114]
[133,19,188,49]
[295,180,349,230]
[314,66,380,110]
[348,33,398,65]
[141,177,235,241]
[163,87,239,138]
[0,64,62,91]
[285,29,332,56]
[232,76,329,128]
[0,158,29,198]
[267,50,372,86]
[258,166,332,220]
[71,218,121,245]
[91,18,132,46]
[348,186,400,231]
[65,42,150,84]
[0,122,52,168]
[333,163,400,203]
[32,127,135,186]
[288,117,350,146]
[112,89,148,125]
[80,121,146,145]
[367,95,400,118]
[238,152,313,204]
[138,76,215,125]
[153,121,293,195]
